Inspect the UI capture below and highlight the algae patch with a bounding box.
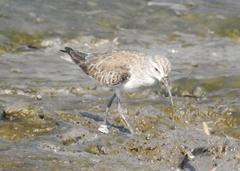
[3,104,41,120]
[0,120,55,141]
[214,16,240,42]
[0,31,45,54]
[85,144,105,155]
[223,29,240,42]
[173,76,240,97]
[0,104,56,141]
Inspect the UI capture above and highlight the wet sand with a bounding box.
[0,0,240,170]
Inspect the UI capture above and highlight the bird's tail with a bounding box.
[60,47,87,64]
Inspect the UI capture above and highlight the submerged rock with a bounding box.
[85,144,105,155]
[0,103,56,141]
[192,86,205,97]
[3,103,42,120]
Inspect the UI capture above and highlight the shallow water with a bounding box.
[0,0,240,170]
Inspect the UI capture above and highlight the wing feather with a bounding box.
[78,50,145,86]
[82,63,129,86]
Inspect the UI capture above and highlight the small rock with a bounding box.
[3,103,40,120]
[11,68,22,73]
[35,94,42,100]
[62,137,78,146]
[85,144,102,155]
[180,90,192,97]
[70,87,85,96]
[193,86,205,97]
[41,143,61,152]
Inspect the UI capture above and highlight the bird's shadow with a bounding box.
[79,112,131,134]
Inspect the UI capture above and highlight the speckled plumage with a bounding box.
[60,47,172,134]
[62,49,171,91]
[81,53,130,87]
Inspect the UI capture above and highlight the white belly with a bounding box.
[122,76,157,92]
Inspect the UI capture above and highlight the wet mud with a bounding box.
[0,0,240,170]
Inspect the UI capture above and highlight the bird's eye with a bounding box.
[154,68,159,72]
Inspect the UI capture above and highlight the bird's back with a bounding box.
[81,50,146,87]
[87,50,146,71]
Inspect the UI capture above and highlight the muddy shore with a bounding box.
[0,0,240,170]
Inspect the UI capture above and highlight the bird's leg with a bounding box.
[98,93,116,134]
[104,93,116,125]
[117,97,134,134]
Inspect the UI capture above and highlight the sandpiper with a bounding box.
[60,47,173,134]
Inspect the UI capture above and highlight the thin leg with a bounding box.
[98,93,117,134]
[117,97,134,134]
[104,93,116,124]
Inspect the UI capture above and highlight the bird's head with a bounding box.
[149,55,171,83]
[149,55,173,106]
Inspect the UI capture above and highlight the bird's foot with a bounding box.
[98,124,109,134]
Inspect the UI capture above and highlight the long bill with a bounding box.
[161,77,174,107]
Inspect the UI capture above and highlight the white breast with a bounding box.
[120,56,158,92]
[122,74,157,92]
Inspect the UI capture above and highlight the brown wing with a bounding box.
[80,51,133,86]
[79,50,147,86]
[82,63,130,87]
